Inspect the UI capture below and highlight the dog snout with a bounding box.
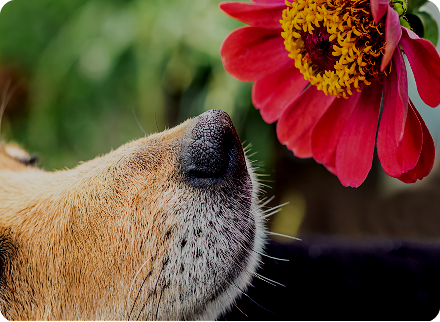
[182,109,247,185]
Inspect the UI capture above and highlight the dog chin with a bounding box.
[191,156,266,321]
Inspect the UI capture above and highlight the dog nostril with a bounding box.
[186,127,231,178]
[182,109,246,183]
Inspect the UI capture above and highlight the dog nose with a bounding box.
[181,109,247,185]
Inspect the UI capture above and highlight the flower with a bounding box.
[220,0,440,187]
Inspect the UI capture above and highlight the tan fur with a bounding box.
[0,114,265,320]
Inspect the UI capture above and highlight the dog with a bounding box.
[0,109,266,320]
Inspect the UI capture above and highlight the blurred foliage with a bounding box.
[407,10,439,45]
[407,0,428,13]
[0,0,276,172]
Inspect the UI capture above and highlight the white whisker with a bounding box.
[243,142,252,151]
[254,272,285,287]
[262,209,281,219]
[132,109,147,136]
[263,202,288,213]
[229,282,275,314]
[259,195,275,207]
[233,302,248,318]
[267,231,302,241]
[247,151,258,158]
[255,251,289,262]
[258,179,275,183]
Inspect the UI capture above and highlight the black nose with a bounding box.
[181,109,247,186]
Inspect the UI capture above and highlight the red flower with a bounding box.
[220,0,440,187]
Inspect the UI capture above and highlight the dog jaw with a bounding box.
[0,110,265,320]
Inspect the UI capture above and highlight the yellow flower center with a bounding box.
[281,0,389,98]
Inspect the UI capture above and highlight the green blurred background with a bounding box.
[0,0,275,171]
[1,0,440,240]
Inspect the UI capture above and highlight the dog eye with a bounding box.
[3,145,38,166]
[19,155,38,166]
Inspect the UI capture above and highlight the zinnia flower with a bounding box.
[219,0,440,187]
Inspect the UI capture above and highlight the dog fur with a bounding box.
[0,109,265,320]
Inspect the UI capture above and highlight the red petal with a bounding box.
[335,81,383,187]
[277,86,336,158]
[381,7,401,71]
[398,102,435,183]
[370,0,389,24]
[219,2,285,29]
[400,27,440,107]
[252,60,309,123]
[311,91,362,173]
[220,26,289,82]
[377,95,422,178]
[383,47,409,146]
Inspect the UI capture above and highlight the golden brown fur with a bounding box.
[0,111,265,320]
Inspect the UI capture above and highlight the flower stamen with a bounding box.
[281,0,390,98]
